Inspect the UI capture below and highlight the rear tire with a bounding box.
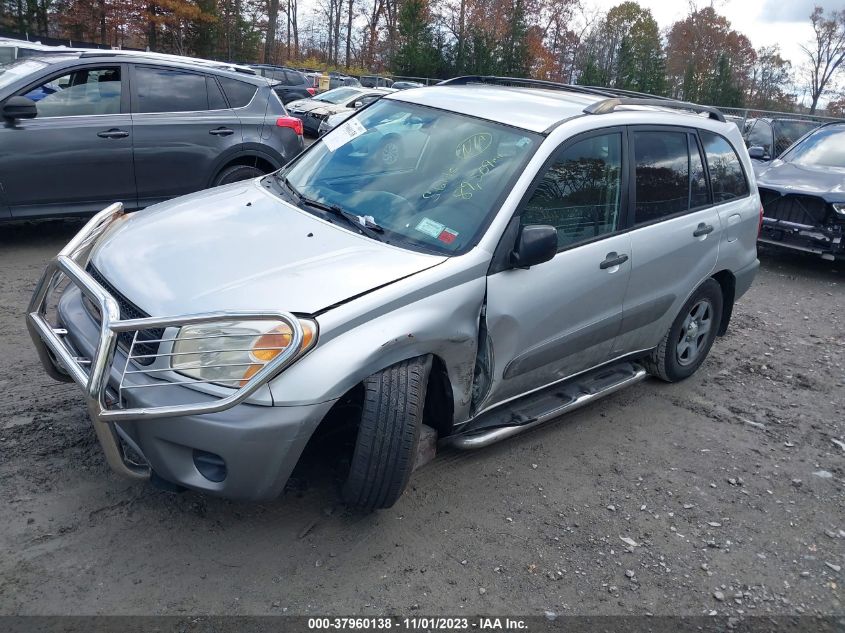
[341,355,432,510]
[644,278,723,382]
[213,164,266,186]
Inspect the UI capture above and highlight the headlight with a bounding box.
[833,203,845,217]
[171,318,317,387]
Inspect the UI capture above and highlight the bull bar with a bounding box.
[25,202,306,480]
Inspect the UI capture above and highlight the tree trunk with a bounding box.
[345,0,353,68]
[265,0,280,63]
[147,3,157,51]
[99,0,106,45]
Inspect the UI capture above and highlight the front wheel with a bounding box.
[644,278,723,382]
[341,355,432,510]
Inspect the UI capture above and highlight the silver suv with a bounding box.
[27,77,760,510]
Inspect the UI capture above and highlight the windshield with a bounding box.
[314,87,361,104]
[0,58,48,89]
[281,99,539,254]
[782,125,845,170]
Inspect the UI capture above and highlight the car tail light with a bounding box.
[758,204,764,237]
[276,116,303,136]
[306,87,316,96]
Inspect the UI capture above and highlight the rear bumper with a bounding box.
[26,203,335,500]
[734,258,759,301]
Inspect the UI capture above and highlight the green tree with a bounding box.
[391,0,442,77]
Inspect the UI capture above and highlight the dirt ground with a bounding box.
[0,218,842,617]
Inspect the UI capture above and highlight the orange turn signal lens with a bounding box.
[240,319,317,386]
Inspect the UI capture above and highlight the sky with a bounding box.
[591,0,843,100]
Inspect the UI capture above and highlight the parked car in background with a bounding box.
[287,86,395,136]
[743,117,819,161]
[0,38,77,66]
[0,51,303,220]
[755,122,845,261]
[27,78,758,510]
[327,72,361,90]
[249,64,315,103]
[360,75,393,88]
[392,80,424,90]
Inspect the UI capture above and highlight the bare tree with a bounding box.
[265,0,280,62]
[800,6,845,114]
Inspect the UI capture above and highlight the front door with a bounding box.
[480,129,632,411]
[0,63,135,218]
[130,65,242,207]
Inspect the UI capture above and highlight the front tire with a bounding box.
[341,355,432,510]
[644,278,723,382]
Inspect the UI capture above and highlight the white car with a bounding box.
[286,86,395,136]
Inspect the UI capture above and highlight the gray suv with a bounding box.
[0,51,304,220]
[27,77,760,510]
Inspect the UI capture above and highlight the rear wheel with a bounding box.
[644,278,723,382]
[341,355,432,510]
[213,164,266,186]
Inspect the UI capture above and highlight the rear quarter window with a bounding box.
[218,77,257,108]
[700,131,749,202]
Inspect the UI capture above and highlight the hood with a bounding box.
[287,99,348,115]
[755,160,845,203]
[90,180,445,316]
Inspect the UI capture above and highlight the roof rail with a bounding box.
[584,97,725,122]
[438,75,616,99]
[78,50,257,75]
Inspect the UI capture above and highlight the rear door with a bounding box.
[611,127,722,357]
[0,63,135,218]
[481,128,632,409]
[130,64,242,207]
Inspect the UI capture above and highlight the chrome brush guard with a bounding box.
[26,203,305,479]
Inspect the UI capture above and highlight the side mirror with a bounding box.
[748,146,769,160]
[511,225,558,269]
[2,96,37,122]
[353,101,364,109]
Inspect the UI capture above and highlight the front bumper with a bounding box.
[26,203,335,499]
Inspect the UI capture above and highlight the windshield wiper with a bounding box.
[277,174,386,241]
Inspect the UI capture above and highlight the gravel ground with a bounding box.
[0,218,842,617]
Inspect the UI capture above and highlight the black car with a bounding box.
[0,51,303,220]
[249,64,315,103]
[744,117,819,161]
[755,122,845,261]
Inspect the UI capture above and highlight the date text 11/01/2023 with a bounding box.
[307,617,528,630]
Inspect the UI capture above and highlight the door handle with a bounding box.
[97,128,129,139]
[209,127,234,136]
[599,252,629,269]
[693,223,714,237]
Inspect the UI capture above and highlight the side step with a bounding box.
[445,361,647,450]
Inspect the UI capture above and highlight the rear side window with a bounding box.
[633,131,690,224]
[700,131,749,202]
[218,77,257,108]
[522,132,622,250]
[135,67,207,113]
[285,70,303,85]
[207,76,228,110]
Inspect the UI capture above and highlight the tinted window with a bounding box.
[783,125,845,169]
[207,76,228,110]
[21,67,121,117]
[0,47,14,65]
[285,70,303,85]
[522,133,622,249]
[746,120,772,154]
[700,131,749,202]
[136,67,206,113]
[218,76,257,108]
[633,131,689,224]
